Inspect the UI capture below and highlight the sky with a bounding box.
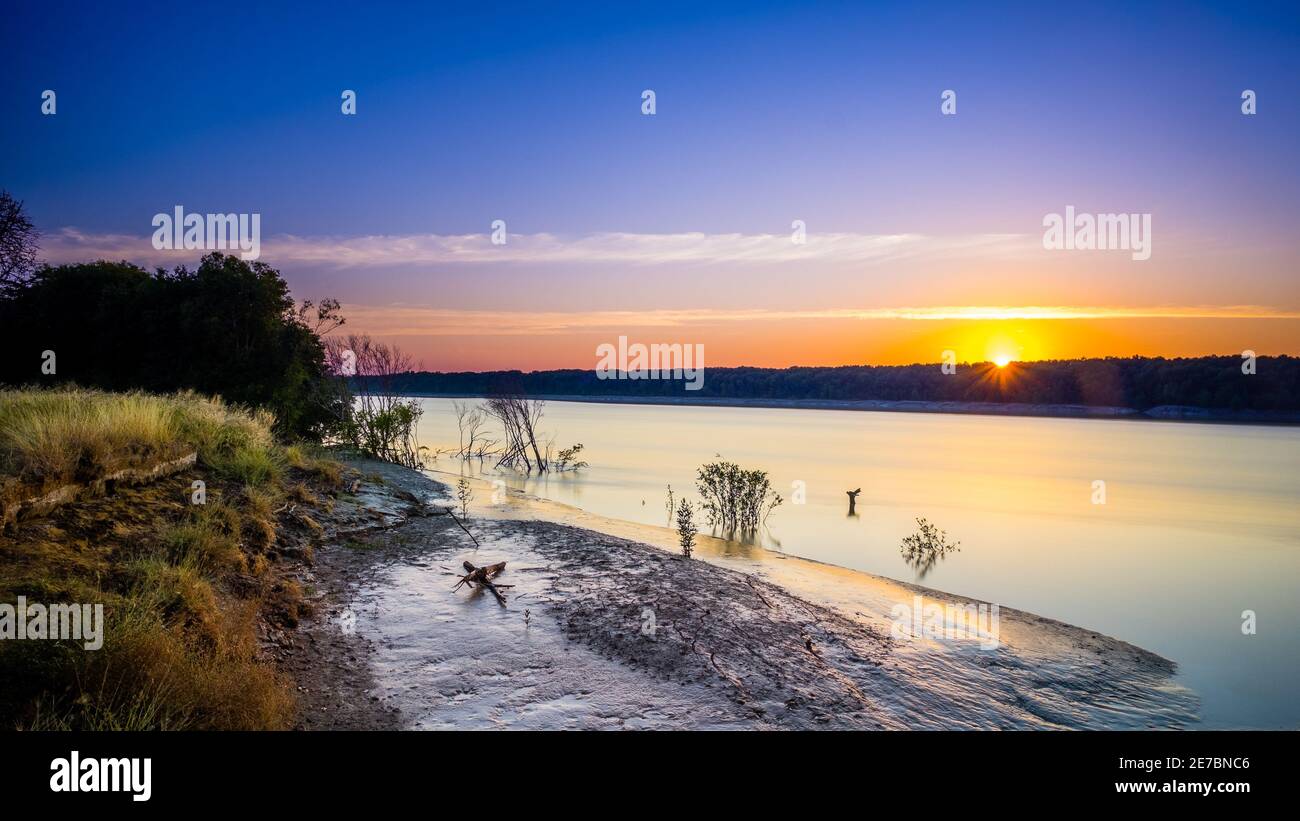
[3,0,1299,370]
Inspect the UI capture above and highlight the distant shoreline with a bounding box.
[396,392,1300,425]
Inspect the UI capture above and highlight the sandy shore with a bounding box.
[281,459,1199,730]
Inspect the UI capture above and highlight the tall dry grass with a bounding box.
[0,387,343,730]
[0,387,284,487]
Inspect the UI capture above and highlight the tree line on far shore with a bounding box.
[383,355,1299,412]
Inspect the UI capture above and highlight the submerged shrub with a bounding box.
[899,517,961,579]
[694,460,783,533]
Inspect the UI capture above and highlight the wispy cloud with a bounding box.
[339,304,1300,336]
[39,227,1033,268]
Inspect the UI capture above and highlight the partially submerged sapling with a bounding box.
[675,500,698,559]
[455,477,473,518]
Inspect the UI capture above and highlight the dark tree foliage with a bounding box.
[0,253,346,438]
[0,190,39,291]
[380,356,1300,413]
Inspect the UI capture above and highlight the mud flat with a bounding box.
[285,460,1199,730]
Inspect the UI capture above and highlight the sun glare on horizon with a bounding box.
[981,331,1023,368]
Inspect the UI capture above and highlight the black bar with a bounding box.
[2,730,1282,809]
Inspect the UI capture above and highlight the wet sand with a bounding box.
[283,459,1199,730]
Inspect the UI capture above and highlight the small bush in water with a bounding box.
[694,460,782,533]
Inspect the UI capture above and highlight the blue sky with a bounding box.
[4,1,1299,367]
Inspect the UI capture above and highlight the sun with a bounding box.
[980,330,1023,369]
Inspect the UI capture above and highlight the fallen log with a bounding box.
[453,560,509,605]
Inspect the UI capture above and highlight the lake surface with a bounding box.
[410,397,1300,729]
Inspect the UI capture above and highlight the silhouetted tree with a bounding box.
[0,253,345,439]
[0,191,39,292]
[323,333,427,466]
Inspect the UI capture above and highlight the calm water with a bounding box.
[411,397,1300,729]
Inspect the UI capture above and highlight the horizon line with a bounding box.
[372,352,1282,376]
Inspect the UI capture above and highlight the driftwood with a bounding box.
[424,505,481,547]
[444,509,481,547]
[453,560,511,605]
[846,488,862,517]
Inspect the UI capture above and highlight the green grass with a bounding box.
[157,509,244,575]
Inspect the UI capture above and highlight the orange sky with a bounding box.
[43,231,1299,371]
[282,231,1300,371]
[360,314,1300,371]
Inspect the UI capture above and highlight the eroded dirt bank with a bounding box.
[282,459,1199,730]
